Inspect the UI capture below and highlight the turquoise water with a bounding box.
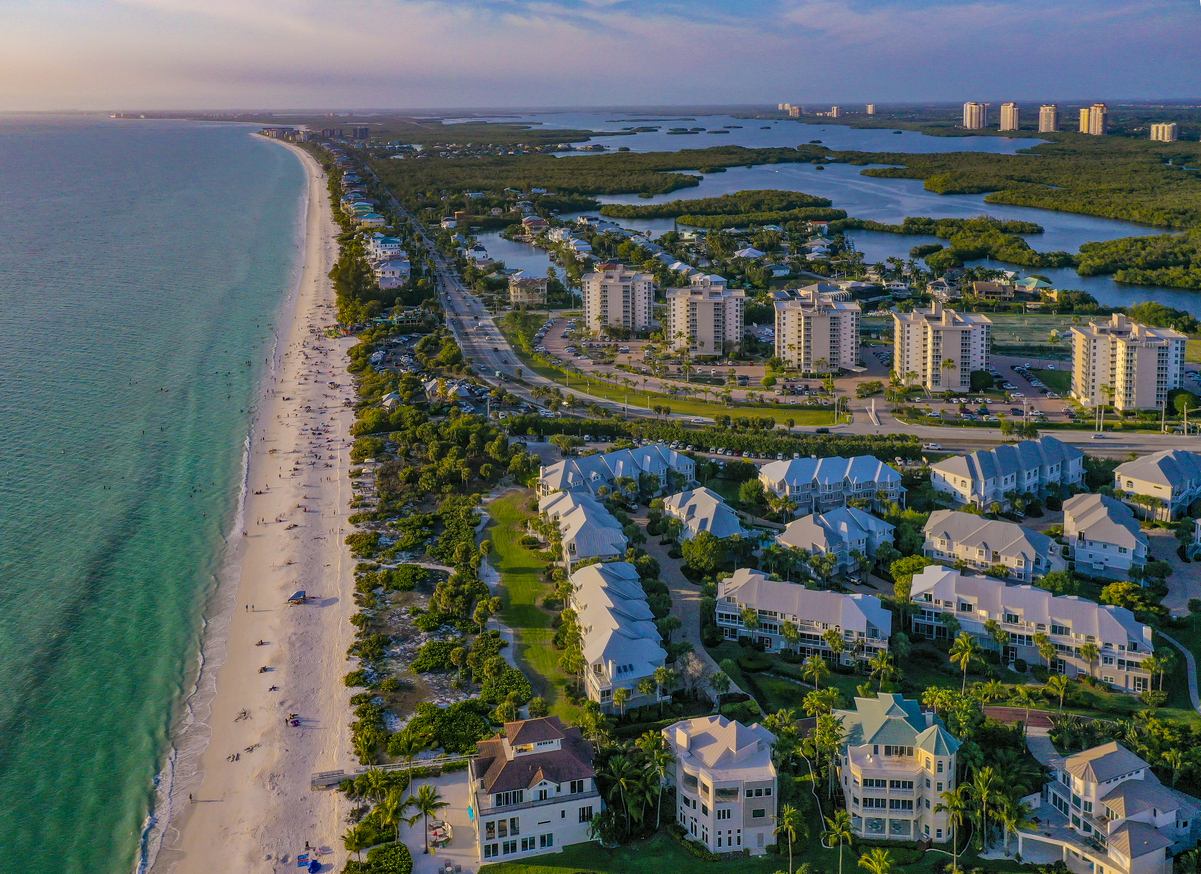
[0,115,305,872]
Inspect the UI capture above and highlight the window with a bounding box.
[540,834,554,849]
[569,779,585,794]
[1051,623,1070,636]
[484,843,499,859]
[497,820,508,838]
[502,840,517,855]
[752,809,766,819]
[521,837,535,852]
[937,761,944,773]
[702,804,709,816]
[579,806,593,823]
[486,821,496,840]
[510,818,520,836]
[717,809,732,820]
[494,790,525,807]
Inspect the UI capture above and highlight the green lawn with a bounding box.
[487,491,582,723]
[1187,337,1201,364]
[480,828,1027,874]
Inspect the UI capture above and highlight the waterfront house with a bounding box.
[470,716,600,863]
[661,715,778,854]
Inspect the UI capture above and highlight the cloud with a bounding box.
[0,0,1198,109]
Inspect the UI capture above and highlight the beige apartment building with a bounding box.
[509,276,547,308]
[662,715,778,853]
[866,104,876,115]
[1070,314,1185,411]
[665,282,746,356]
[773,284,861,373]
[892,302,991,393]
[830,105,842,118]
[581,263,654,333]
[1151,122,1179,142]
[1039,104,1060,132]
[1080,103,1108,135]
[835,694,961,843]
[1000,102,1019,131]
[962,102,988,129]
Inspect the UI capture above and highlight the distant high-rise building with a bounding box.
[778,103,787,111]
[353,126,370,140]
[1079,104,1107,136]
[999,103,1019,131]
[582,263,654,333]
[1150,122,1179,142]
[1038,104,1060,133]
[962,102,988,129]
[893,302,991,393]
[866,104,876,115]
[789,106,802,118]
[830,105,842,118]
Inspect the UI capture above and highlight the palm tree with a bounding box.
[858,847,895,874]
[936,786,970,873]
[972,766,1000,850]
[605,754,638,836]
[949,632,982,694]
[408,783,449,855]
[378,787,408,844]
[364,766,390,806]
[390,733,427,801]
[343,823,370,862]
[824,810,855,874]
[869,650,895,692]
[612,686,630,718]
[803,655,831,689]
[996,795,1035,856]
[1012,684,1037,735]
[776,803,805,874]
[1033,632,1056,670]
[1046,674,1070,711]
[1080,642,1100,679]
[653,666,673,715]
[651,748,674,828]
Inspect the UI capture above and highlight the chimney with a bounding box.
[675,725,692,750]
[926,711,934,728]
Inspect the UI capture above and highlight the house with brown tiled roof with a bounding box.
[470,716,601,863]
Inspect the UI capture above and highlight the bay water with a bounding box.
[0,115,305,872]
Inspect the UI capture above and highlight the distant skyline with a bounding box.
[2,0,1200,111]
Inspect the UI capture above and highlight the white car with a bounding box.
[923,442,942,450]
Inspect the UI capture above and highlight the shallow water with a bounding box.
[0,115,305,873]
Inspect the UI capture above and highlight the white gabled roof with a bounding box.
[759,456,902,489]
[1063,493,1146,552]
[718,569,890,636]
[910,566,1151,649]
[663,487,745,540]
[924,509,1055,563]
[1115,449,1201,490]
[931,436,1082,485]
[777,506,893,553]
[540,442,693,495]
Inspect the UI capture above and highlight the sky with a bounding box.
[2,0,1200,111]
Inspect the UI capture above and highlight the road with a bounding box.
[359,160,1200,459]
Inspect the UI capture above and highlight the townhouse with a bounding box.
[715,568,891,664]
[1062,493,1149,580]
[923,509,1067,582]
[538,443,695,498]
[1113,450,1201,522]
[470,716,601,863]
[835,694,961,843]
[541,491,627,570]
[757,456,904,514]
[910,565,1153,691]
[663,487,746,541]
[1022,742,1201,874]
[776,506,895,578]
[662,716,778,854]
[930,436,1085,510]
[569,562,667,711]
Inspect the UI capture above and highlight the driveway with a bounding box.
[1151,529,1197,617]
[635,515,746,697]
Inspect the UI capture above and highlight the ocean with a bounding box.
[0,115,306,872]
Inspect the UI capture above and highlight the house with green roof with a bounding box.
[834,693,962,843]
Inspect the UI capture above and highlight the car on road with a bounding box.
[1091,433,1107,439]
[922,442,942,450]
[691,418,705,424]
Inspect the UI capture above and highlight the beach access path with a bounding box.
[153,142,359,873]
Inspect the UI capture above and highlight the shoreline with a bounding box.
[148,139,357,873]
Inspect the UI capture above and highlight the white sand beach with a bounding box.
[152,141,358,873]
